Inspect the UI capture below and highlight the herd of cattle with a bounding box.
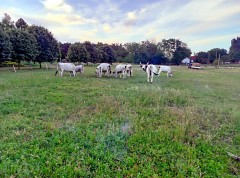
[55,62,174,82]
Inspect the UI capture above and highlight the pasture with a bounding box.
[0,65,239,177]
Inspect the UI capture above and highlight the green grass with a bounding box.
[0,65,239,177]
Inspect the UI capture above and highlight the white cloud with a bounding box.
[1,0,240,52]
[40,0,73,13]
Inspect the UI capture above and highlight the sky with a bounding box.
[0,0,240,53]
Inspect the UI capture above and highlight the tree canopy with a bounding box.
[0,28,12,63]
[28,25,60,67]
[1,13,239,66]
[229,37,240,63]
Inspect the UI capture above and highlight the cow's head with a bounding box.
[95,66,101,75]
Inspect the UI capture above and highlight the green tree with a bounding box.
[60,42,71,60]
[124,42,141,64]
[110,43,129,62]
[159,39,189,63]
[196,51,209,64]
[15,18,28,30]
[67,42,90,63]
[229,37,240,63]
[28,25,60,68]
[8,29,39,69]
[0,28,12,64]
[208,48,227,64]
[83,41,100,63]
[172,46,192,65]
[97,44,116,63]
[0,13,15,30]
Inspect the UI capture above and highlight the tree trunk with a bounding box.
[39,62,42,68]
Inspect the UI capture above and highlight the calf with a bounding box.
[95,63,111,77]
[126,64,133,77]
[113,64,127,78]
[55,62,76,77]
[75,65,84,75]
[158,65,173,77]
[140,62,158,83]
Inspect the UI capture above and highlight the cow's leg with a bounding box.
[73,70,76,77]
[150,71,153,82]
[99,68,102,77]
[60,70,64,77]
[147,73,150,82]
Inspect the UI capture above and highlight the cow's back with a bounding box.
[59,63,76,71]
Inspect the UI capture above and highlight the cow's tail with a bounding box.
[55,63,59,76]
[109,65,112,74]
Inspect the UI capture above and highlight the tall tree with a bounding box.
[15,18,28,30]
[60,42,71,60]
[67,42,90,63]
[97,44,116,63]
[158,39,188,63]
[83,41,100,63]
[196,51,209,64]
[110,43,129,59]
[28,25,60,68]
[0,13,15,30]
[0,28,12,64]
[172,46,192,65]
[208,48,227,63]
[8,29,39,69]
[229,37,240,63]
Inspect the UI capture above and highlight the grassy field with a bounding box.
[0,65,240,177]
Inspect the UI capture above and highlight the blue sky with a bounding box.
[1,0,240,53]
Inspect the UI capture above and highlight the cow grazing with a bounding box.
[113,64,127,78]
[158,65,173,77]
[126,64,133,77]
[95,63,111,77]
[55,62,76,77]
[75,65,84,75]
[140,62,159,83]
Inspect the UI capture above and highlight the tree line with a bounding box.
[0,13,239,68]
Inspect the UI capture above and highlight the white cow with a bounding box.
[95,63,111,77]
[126,64,133,77]
[140,62,159,83]
[55,62,76,77]
[158,65,173,77]
[75,65,84,75]
[113,64,127,78]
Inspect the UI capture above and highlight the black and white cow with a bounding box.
[95,63,112,77]
[140,62,159,82]
[126,64,133,77]
[113,64,127,78]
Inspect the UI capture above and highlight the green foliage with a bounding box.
[0,66,239,176]
[229,37,240,63]
[60,42,71,60]
[196,51,209,64]
[8,29,39,67]
[15,18,28,30]
[98,44,117,63]
[0,28,12,63]
[208,48,227,64]
[28,25,60,65]
[0,13,15,30]
[172,46,192,65]
[67,42,90,63]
